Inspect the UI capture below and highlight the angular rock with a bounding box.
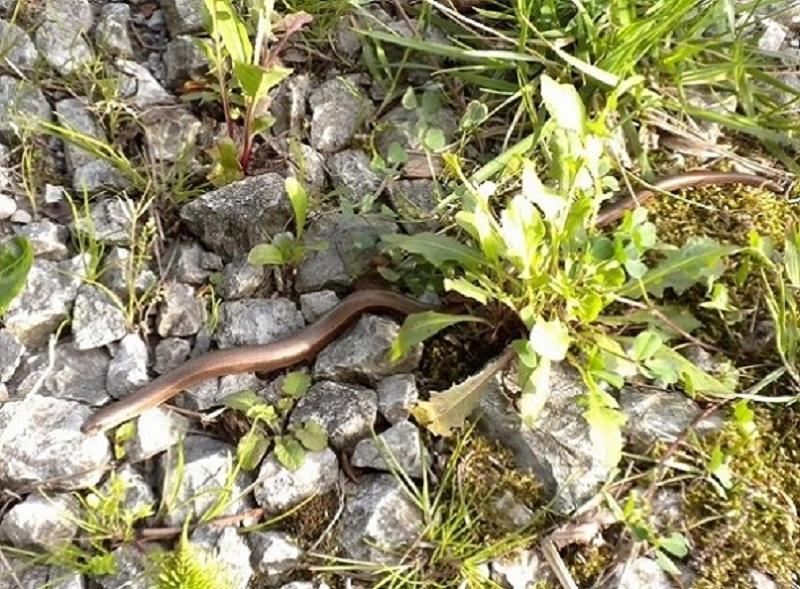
[0,76,52,142]
[156,282,205,337]
[218,260,267,300]
[295,213,398,292]
[124,407,189,462]
[116,59,175,108]
[351,421,429,477]
[0,394,111,490]
[179,173,292,259]
[749,570,779,589]
[619,388,722,451]
[309,76,373,153]
[72,285,128,350]
[73,160,133,194]
[12,341,110,406]
[388,179,439,231]
[153,337,191,374]
[0,330,23,383]
[163,0,205,35]
[491,548,551,589]
[289,381,377,450]
[159,435,253,526]
[100,464,156,517]
[218,373,265,402]
[107,333,149,398]
[270,74,312,136]
[326,149,382,207]
[333,19,361,60]
[375,103,458,157]
[0,194,16,220]
[182,377,219,411]
[190,526,253,589]
[0,559,82,589]
[0,19,38,71]
[166,241,215,284]
[254,448,339,513]
[34,0,94,76]
[73,198,134,246]
[215,298,304,348]
[0,493,78,550]
[603,557,675,589]
[163,36,208,90]
[299,290,339,323]
[376,374,418,424]
[97,546,147,589]
[284,142,326,195]
[473,362,613,514]
[759,19,787,52]
[15,219,70,260]
[340,474,423,564]
[95,3,134,58]
[314,314,421,384]
[140,106,202,162]
[99,246,158,300]
[248,531,302,577]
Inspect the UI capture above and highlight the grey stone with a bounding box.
[0,493,77,549]
[153,337,191,374]
[0,330,23,383]
[289,380,377,450]
[376,374,418,424]
[0,19,38,71]
[34,0,94,76]
[12,341,110,406]
[270,74,312,136]
[603,557,675,589]
[163,36,208,90]
[125,407,189,462]
[472,362,613,514]
[182,377,219,411]
[181,372,263,412]
[9,208,31,223]
[332,19,361,60]
[749,570,779,589]
[295,213,398,292]
[159,435,254,526]
[351,421,429,477]
[3,256,83,349]
[15,219,69,260]
[314,314,421,384]
[72,159,131,193]
[218,373,265,402]
[375,104,458,158]
[759,19,788,52]
[0,194,15,219]
[95,3,134,58]
[73,198,134,246]
[619,388,722,451]
[327,149,382,207]
[97,546,146,589]
[190,526,253,589]
[299,290,339,323]
[285,142,326,195]
[163,0,205,35]
[179,173,293,259]
[309,76,373,153]
[388,179,439,231]
[72,285,127,350]
[0,76,52,142]
[215,298,304,348]
[56,98,112,171]
[140,106,202,162]
[100,464,155,518]
[218,260,267,300]
[116,59,175,108]
[490,548,551,589]
[107,333,149,398]
[340,474,423,564]
[248,531,302,577]
[254,447,339,513]
[157,282,205,337]
[0,559,83,589]
[99,246,157,300]
[0,394,111,490]
[167,241,213,284]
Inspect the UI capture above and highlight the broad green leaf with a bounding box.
[389,312,485,362]
[382,232,486,271]
[0,236,33,317]
[659,533,689,558]
[654,550,681,577]
[237,430,269,471]
[785,230,800,287]
[592,333,638,382]
[500,192,544,277]
[221,390,263,412]
[618,238,739,297]
[248,243,285,266]
[423,127,447,151]
[421,90,441,116]
[293,421,328,451]
[281,372,311,399]
[401,87,417,110]
[208,137,244,187]
[274,436,306,471]
[414,347,515,437]
[519,358,550,428]
[233,62,292,101]
[733,399,757,438]
[541,74,585,134]
[386,142,408,165]
[650,346,733,397]
[204,0,251,63]
[456,209,504,262]
[631,330,662,362]
[459,100,488,130]
[700,283,735,312]
[530,317,570,361]
[583,395,626,468]
[284,176,308,238]
[521,160,565,221]
[443,277,489,304]
[708,444,733,489]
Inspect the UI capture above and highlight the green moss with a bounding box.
[564,543,616,588]
[281,490,340,547]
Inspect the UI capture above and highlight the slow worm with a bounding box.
[82,171,783,434]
